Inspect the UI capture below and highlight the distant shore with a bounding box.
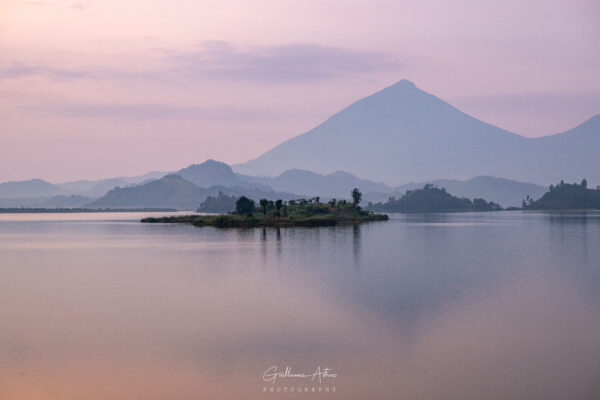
[0,208,177,213]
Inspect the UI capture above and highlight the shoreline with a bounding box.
[0,208,177,214]
[141,213,389,228]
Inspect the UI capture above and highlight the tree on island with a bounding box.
[235,196,255,215]
[275,199,283,217]
[259,199,269,215]
[351,188,362,207]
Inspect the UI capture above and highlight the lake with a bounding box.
[1,211,599,399]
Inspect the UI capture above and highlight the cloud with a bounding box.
[26,0,89,10]
[0,42,401,84]
[21,101,299,121]
[0,62,126,81]
[167,41,401,83]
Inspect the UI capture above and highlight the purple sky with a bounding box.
[1,0,599,182]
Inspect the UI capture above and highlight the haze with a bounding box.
[1,0,599,182]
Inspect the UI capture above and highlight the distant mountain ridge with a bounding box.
[0,194,92,208]
[1,159,548,209]
[177,160,273,192]
[0,179,64,199]
[234,80,600,186]
[239,169,393,198]
[87,173,298,210]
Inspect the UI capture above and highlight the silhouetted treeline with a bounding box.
[232,189,365,218]
[197,191,238,213]
[522,179,600,210]
[366,184,502,213]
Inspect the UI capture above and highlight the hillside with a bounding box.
[523,180,600,210]
[0,179,64,199]
[86,174,202,209]
[86,174,299,210]
[178,159,243,188]
[367,184,502,213]
[234,80,600,185]
[0,194,92,208]
[238,169,392,199]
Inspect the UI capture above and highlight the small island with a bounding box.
[142,189,388,228]
[522,179,600,210]
[366,184,502,213]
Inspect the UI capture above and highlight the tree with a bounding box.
[275,199,283,216]
[235,196,255,215]
[351,188,362,207]
[581,178,588,188]
[259,198,269,215]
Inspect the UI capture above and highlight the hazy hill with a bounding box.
[238,169,392,199]
[178,160,242,188]
[524,180,600,210]
[234,80,600,186]
[368,184,502,213]
[59,178,131,198]
[87,175,203,209]
[0,194,91,208]
[87,174,299,210]
[239,168,544,207]
[0,179,64,199]
[365,176,546,208]
[59,171,168,198]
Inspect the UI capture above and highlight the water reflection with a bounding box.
[0,212,599,399]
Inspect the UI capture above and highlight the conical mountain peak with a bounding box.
[234,81,600,185]
[389,79,416,89]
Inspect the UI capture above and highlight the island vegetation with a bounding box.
[366,184,502,213]
[522,179,600,210]
[142,188,388,227]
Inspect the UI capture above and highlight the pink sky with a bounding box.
[1,0,599,182]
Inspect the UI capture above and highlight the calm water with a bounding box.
[1,211,600,399]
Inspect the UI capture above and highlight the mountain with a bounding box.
[239,169,392,199]
[87,175,203,209]
[177,159,244,188]
[0,179,64,199]
[58,171,169,198]
[59,178,131,198]
[234,80,600,186]
[86,174,299,210]
[0,194,91,208]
